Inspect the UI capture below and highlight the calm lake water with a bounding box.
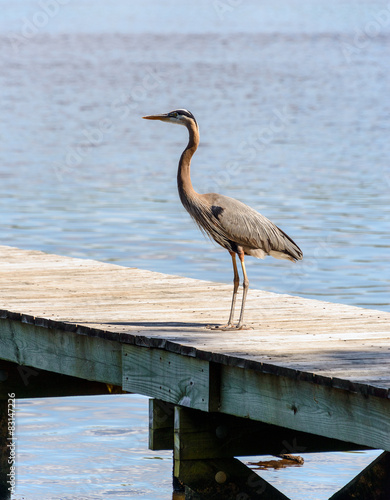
[1,0,389,498]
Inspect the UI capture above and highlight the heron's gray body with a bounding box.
[143,108,302,329]
[184,191,302,262]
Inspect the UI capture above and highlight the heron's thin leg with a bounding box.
[210,251,239,329]
[227,251,240,326]
[236,252,249,329]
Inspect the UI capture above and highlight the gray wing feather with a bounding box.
[191,193,302,261]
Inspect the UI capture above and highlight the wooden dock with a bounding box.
[0,245,389,499]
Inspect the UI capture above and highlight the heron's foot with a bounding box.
[235,324,253,331]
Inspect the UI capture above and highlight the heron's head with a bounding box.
[143,109,197,128]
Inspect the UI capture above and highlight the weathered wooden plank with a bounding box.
[218,364,390,451]
[1,309,389,400]
[329,451,390,500]
[122,345,210,411]
[0,318,122,386]
[149,399,175,450]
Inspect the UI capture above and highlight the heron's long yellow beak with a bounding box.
[142,113,170,121]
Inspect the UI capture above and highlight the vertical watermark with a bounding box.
[7,393,16,495]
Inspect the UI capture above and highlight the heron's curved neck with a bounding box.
[177,121,199,203]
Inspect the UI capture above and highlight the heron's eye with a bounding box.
[170,112,178,118]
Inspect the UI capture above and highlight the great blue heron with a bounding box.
[143,109,303,329]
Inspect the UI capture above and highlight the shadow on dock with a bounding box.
[106,321,208,328]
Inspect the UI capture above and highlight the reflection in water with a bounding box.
[14,395,383,500]
[249,456,305,470]
[15,395,174,499]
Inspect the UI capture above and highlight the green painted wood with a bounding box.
[218,365,390,451]
[149,398,175,450]
[329,451,390,500]
[173,406,369,460]
[0,319,122,386]
[174,457,291,500]
[0,360,118,399]
[0,399,12,500]
[122,345,210,411]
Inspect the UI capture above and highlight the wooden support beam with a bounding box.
[122,344,390,454]
[0,399,11,500]
[0,360,123,399]
[172,406,368,460]
[173,406,292,500]
[125,345,390,454]
[122,346,210,411]
[0,319,122,386]
[329,451,390,500]
[175,457,291,500]
[149,398,175,450]
[219,364,390,451]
